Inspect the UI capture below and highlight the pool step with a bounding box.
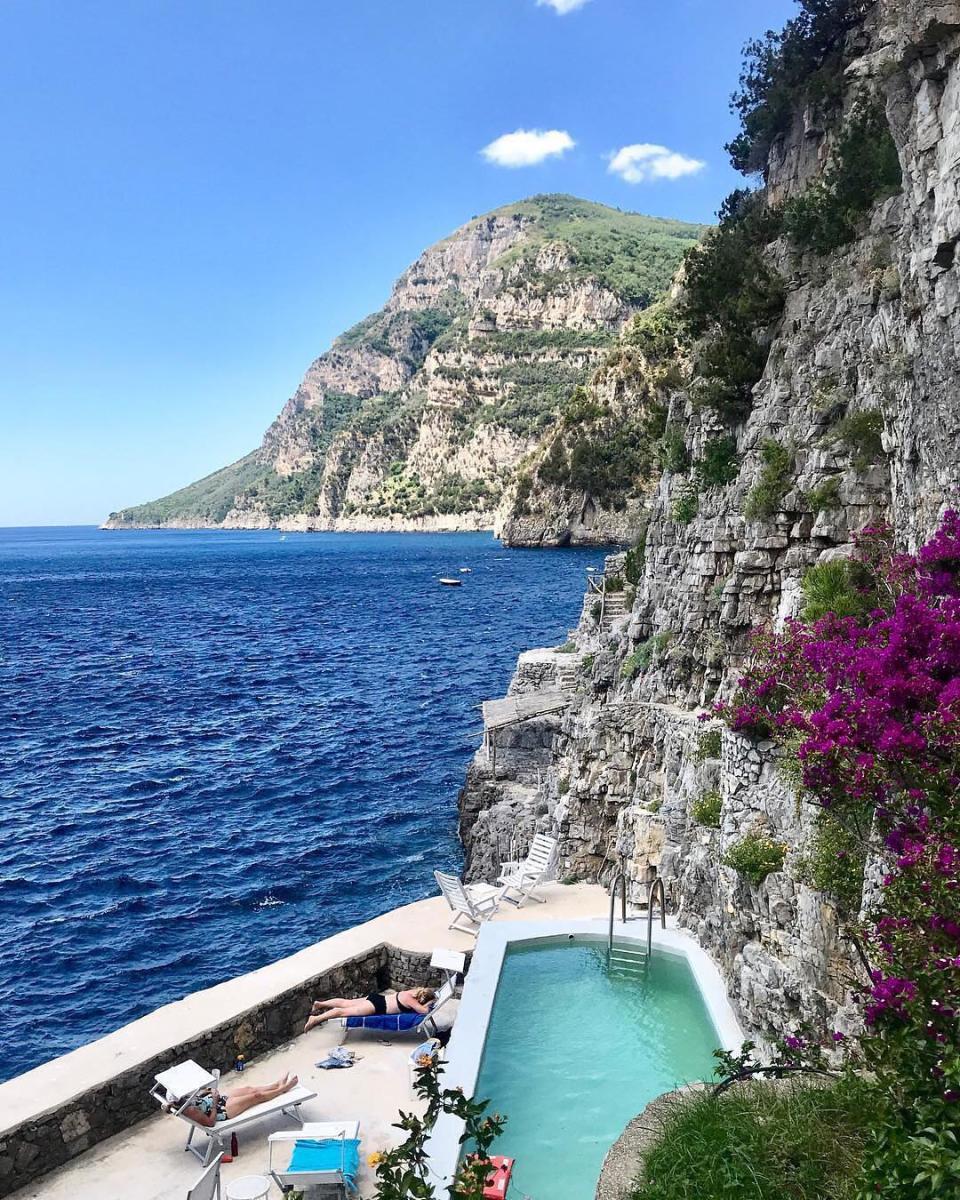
[607,945,649,976]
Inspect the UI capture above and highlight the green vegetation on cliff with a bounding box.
[107,453,270,526]
[728,0,876,175]
[488,195,707,306]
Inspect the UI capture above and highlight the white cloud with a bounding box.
[537,0,591,13]
[607,143,706,184]
[481,128,575,168]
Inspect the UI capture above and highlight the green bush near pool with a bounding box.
[632,1078,880,1200]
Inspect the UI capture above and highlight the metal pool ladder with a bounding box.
[607,871,667,975]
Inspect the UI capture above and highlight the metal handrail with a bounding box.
[646,877,666,956]
[607,870,628,954]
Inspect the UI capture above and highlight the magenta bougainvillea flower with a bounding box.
[717,513,960,1193]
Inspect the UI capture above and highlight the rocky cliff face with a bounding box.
[105,196,703,535]
[459,0,960,1045]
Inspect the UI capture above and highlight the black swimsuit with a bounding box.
[366,992,388,1016]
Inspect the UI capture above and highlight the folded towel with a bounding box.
[287,1136,361,1187]
[345,1013,423,1032]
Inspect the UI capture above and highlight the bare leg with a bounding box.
[223,1075,298,1119]
[310,998,350,1015]
[304,998,374,1032]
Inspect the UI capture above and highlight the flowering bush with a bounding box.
[692,789,723,828]
[722,832,787,885]
[372,1058,505,1199]
[716,513,960,1198]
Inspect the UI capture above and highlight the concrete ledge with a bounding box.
[0,882,605,1198]
[0,895,471,1198]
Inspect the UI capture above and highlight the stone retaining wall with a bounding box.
[1,942,453,1199]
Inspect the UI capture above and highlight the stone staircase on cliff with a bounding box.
[599,589,628,630]
[581,580,630,633]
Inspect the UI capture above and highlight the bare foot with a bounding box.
[285,1074,298,1090]
[304,1014,325,1033]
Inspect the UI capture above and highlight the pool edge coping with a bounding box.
[425,917,744,1190]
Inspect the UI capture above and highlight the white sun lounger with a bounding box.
[151,1059,317,1165]
[497,833,558,907]
[269,1121,361,1198]
[434,870,502,935]
[186,1153,222,1200]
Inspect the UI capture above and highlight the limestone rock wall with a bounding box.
[459,1,960,1045]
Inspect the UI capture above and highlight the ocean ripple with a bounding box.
[0,527,597,1081]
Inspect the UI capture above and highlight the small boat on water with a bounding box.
[459,567,472,573]
[439,577,463,587]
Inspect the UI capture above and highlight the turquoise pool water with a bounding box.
[473,939,721,1200]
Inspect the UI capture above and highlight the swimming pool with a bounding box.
[475,941,720,1199]
[426,922,742,1200]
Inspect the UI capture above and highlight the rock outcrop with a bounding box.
[105,196,703,536]
[459,0,960,1046]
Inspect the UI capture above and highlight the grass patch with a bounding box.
[658,426,691,474]
[691,790,723,828]
[695,436,740,488]
[722,833,787,886]
[801,559,876,623]
[797,810,867,915]
[623,534,646,585]
[744,439,793,520]
[622,632,672,680]
[672,486,699,526]
[805,477,841,513]
[695,728,723,762]
[632,1077,879,1200]
[825,410,885,472]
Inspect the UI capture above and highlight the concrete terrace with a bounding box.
[7,883,610,1200]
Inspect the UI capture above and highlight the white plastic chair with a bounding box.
[434,870,502,934]
[497,834,558,907]
[186,1154,222,1200]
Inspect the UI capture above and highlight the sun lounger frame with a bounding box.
[151,1060,317,1166]
[268,1120,361,1198]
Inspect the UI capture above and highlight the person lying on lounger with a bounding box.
[167,1071,299,1126]
[304,987,436,1033]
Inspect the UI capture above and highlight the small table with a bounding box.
[430,945,466,985]
[225,1175,271,1200]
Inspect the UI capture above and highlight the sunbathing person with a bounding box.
[304,986,436,1032]
[169,1071,299,1127]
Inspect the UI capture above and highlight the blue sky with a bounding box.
[0,0,795,526]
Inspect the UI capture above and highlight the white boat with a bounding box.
[439,577,463,587]
[459,567,472,573]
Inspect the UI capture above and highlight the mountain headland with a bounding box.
[104,196,706,544]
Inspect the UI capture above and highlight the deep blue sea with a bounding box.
[0,527,598,1083]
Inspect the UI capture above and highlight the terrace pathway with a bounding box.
[8,883,609,1200]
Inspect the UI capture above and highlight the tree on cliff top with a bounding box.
[728,0,878,175]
